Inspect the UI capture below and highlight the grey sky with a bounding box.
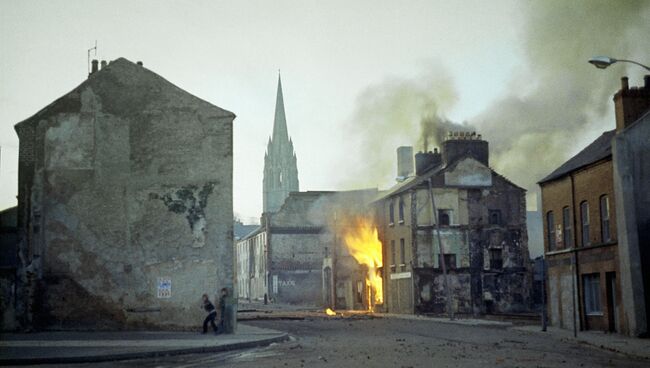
[1,1,646,225]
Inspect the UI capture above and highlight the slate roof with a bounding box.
[538,130,615,184]
[374,155,525,202]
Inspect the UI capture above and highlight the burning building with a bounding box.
[235,189,380,310]
[12,58,236,330]
[375,133,532,315]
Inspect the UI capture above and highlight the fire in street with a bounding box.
[343,217,384,310]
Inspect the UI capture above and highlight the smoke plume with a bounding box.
[476,0,650,196]
[343,0,650,198]
[342,65,468,187]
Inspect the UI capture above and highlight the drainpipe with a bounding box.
[570,173,580,338]
[428,178,454,320]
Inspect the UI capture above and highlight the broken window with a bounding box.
[398,197,405,223]
[489,249,503,269]
[356,281,364,304]
[600,195,610,243]
[488,209,502,225]
[546,211,556,251]
[583,273,602,315]
[389,201,395,225]
[438,209,451,226]
[439,254,456,270]
[581,201,590,246]
[399,238,406,271]
[562,206,572,248]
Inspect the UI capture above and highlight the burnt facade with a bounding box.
[376,133,532,315]
[12,58,235,330]
[236,190,378,309]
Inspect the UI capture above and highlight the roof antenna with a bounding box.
[87,40,97,75]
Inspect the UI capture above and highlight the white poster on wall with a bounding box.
[157,277,172,298]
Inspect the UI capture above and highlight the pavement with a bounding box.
[0,323,288,366]
[513,324,650,361]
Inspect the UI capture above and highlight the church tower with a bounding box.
[263,74,299,213]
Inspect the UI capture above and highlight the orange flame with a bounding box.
[343,217,383,310]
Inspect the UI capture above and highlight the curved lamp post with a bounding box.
[588,56,650,71]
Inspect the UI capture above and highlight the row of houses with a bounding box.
[236,132,534,315]
[539,76,650,337]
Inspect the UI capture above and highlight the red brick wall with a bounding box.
[541,158,625,333]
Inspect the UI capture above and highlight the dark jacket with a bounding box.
[203,300,216,314]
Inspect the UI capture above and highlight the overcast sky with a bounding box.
[1,1,648,228]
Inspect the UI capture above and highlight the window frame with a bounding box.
[489,248,503,269]
[398,197,405,224]
[389,201,395,225]
[562,206,572,248]
[438,253,456,270]
[600,195,611,243]
[438,209,451,226]
[581,201,590,246]
[547,211,556,251]
[583,273,602,315]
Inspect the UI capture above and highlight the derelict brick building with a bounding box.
[376,134,532,315]
[13,58,235,330]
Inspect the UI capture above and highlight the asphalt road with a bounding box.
[30,316,649,368]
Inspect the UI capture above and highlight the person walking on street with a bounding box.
[201,294,218,334]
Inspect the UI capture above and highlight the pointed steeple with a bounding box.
[263,72,299,213]
[272,72,288,142]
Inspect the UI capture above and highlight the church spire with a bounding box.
[263,72,300,213]
[272,72,288,142]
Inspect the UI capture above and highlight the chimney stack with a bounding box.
[89,59,99,76]
[442,131,489,166]
[613,75,650,131]
[137,61,143,66]
[100,60,107,69]
[396,146,414,180]
[415,149,442,176]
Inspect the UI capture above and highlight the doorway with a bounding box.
[606,272,618,333]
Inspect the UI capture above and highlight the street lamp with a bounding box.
[588,56,650,71]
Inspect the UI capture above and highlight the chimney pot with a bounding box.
[100,60,107,69]
[621,76,629,90]
[91,59,99,74]
[137,61,143,66]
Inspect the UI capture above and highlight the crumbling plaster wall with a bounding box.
[17,72,234,329]
[269,232,327,305]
